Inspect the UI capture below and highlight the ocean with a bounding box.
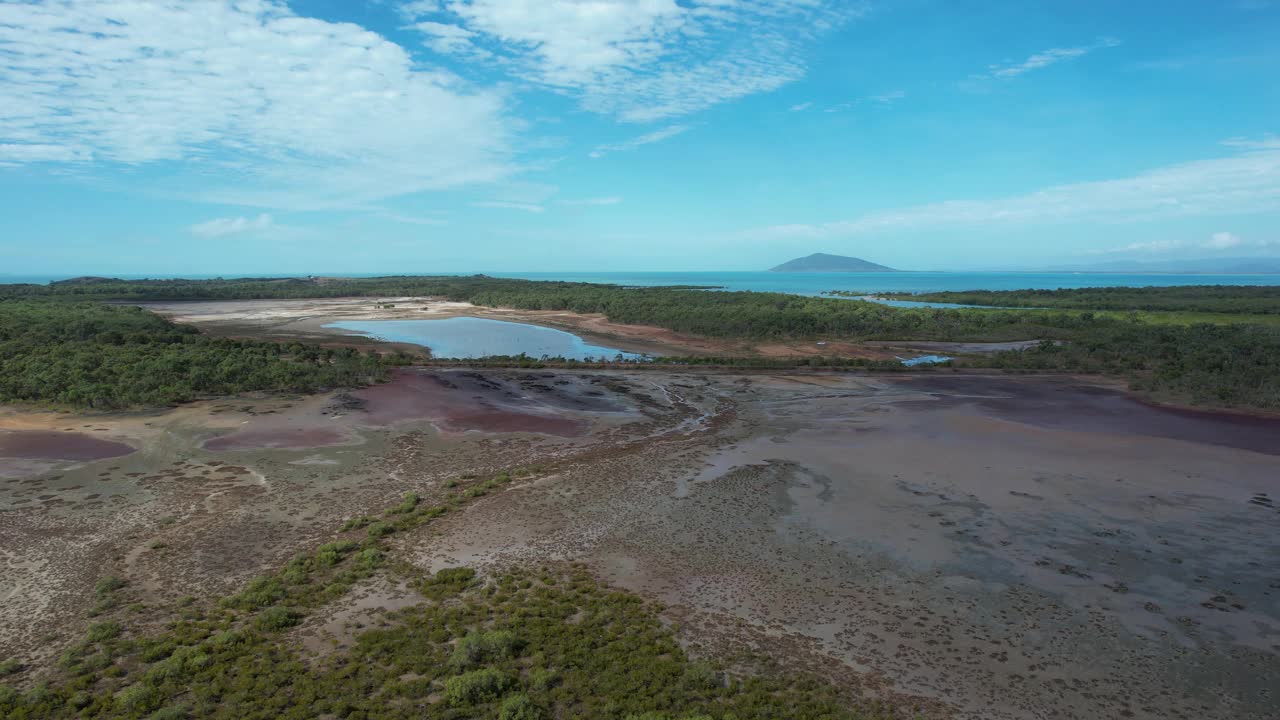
[491,271,1280,296]
[4,271,1280,295]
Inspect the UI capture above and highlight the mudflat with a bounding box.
[0,430,135,462]
[2,369,1277,719]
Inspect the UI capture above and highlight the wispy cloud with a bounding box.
[1206,231,1244,249]
[746,139,1280,239]
[561,196,622,207]
[971,37,1121,81]
[405,20,489,57]
[379,212,449,226]
[0,143,91,165]
[590,125,690,158]
[0,1,516,209]
[401,1,865,122]
[1093,231,1273,255]
[788,102,814,112]
[1221,135,1280,150]
[1093,239,1186,254]
[190,214,273,238]
[473,201,545,213]
[822,90,906,113]
[867,90,907,104]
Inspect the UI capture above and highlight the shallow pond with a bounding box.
[325,317,648,360]
[0,430,135,461]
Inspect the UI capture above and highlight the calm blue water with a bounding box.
[325,317,646,360]
[491,271,1280,296]
[900,355,954,367]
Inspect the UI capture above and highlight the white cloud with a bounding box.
[590,125,690,158]
[190,213,273,238]
[973,37,1121,81]
[746,140,1280,239]
[400,0,445,14]
[1205,231,1243,249]
[1093,232,1274,255]
[405,20,489,57]
[561,196,621,206]
[0,1,516,209]
[473,201,544,213]
[0,143,92,164]
[788,102,814,112]
[402,1,862,122]
[1091,239,1186,254]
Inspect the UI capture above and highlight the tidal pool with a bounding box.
[0,430,135,461]
[325,317,648,360]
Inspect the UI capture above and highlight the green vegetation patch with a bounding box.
[0,469,899,720]
[0,300,404,409]
[881,285,1280,315]
[6,276,1277,409]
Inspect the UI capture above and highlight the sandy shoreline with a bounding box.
[137,297,700,358]
[137,296,906,360]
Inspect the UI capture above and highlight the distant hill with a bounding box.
[50,276,119,285]
[1045,257,1280,274]
[769,253,896,272]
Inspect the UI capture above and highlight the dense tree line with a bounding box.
[880,285,1280,314]
[0,275,514,301]
[0,301,399,409]
[0,275,1126,340]
[4,276,1278,410]
[978,323,1280,408]
[458,285,1120,341]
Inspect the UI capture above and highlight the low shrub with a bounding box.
[443,668,515,706]
[95,576,126,598]
[256,606,301,631]
[449,630,523,670]
[390,491,420,514]
[499,693,544,720]
[422,567,476,599]
[86,621,122,643]
[114,683,161,714]
[366,521,394,538]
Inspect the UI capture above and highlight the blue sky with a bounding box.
[1,0,1278,275]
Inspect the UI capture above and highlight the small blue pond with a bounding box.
[899,355,954,367]
[325,317,648,361]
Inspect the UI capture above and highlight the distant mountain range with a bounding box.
[1044,256,1280,274]
[769,253,897,272]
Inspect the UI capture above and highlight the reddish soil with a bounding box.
[435,409,585,436]
[0,430,135,461]
[352,370,588,437]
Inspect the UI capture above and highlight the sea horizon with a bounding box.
[7,270,1279,296]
